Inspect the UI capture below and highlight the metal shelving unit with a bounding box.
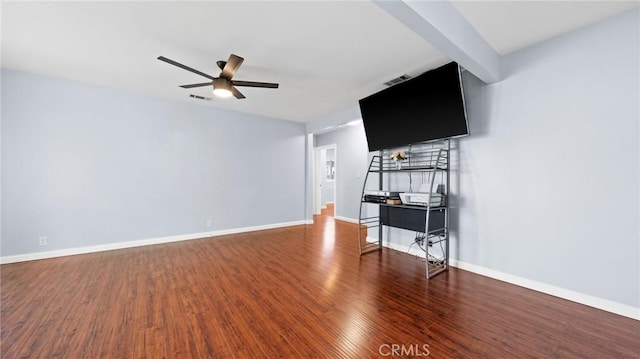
[358,140,450,279]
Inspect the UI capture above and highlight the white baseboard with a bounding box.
[378,240,639,320]
[0,220,308,265]
[334,216,358,224]
[385,240,427,258]
[451,259,640,321]
[365,234,427,257]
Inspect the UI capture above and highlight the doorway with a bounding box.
[313,144,337,217]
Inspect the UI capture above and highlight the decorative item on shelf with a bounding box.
[390,151,408,169]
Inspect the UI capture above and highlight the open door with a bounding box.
[313,145,336,217]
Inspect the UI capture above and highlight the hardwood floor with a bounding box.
[323,202,334,217]
[2,213,638,358]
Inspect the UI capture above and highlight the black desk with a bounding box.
[379,205,445,234]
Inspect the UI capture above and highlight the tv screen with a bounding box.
[358,62,468,152]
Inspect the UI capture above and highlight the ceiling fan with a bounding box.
[157,54,279,99]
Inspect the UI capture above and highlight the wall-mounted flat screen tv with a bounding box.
[358,62,468,152]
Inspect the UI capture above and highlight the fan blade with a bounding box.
[231,86,246,99]
[180,82,214,89]
[157,56,215,80]
[232,80,279,89]
[220,54,244,79]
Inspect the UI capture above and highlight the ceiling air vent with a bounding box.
[189,94,212,101]
[384,74,411,87]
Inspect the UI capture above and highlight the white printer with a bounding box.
[399,184,446,207]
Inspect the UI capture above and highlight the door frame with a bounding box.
[313,144,337,216]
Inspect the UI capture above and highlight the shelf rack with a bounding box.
[358,140,450,279]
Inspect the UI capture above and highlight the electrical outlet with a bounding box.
[206,219,213,229]
[38,236,48,246]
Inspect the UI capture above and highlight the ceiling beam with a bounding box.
[373,0,501,83]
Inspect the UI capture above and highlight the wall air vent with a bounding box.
[189,94,212,101]
[383,74,411,87]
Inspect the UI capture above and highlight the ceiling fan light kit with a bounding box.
[158,54,279,100]
[212,78,233,98]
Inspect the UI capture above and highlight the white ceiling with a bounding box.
[2,1,638,123]
[452,1,639,55]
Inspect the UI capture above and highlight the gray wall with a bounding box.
[315,124,369,220]
[310,10,639,309]
[2,69,306,256]
[455,10,639,308]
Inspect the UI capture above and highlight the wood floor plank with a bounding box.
[2,209,638,358]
